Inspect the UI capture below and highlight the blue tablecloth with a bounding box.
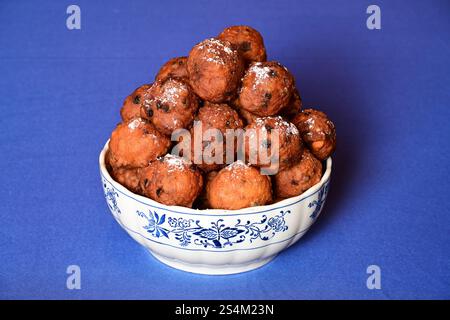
[1,0,449,299]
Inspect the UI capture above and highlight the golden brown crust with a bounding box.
[291,108,336,160]
[155,57,189,82]
[187,38,245,103]
[274,149,322,198]
[111,167,141,194]
[108,118,171,168]
[206,161,272,210]
[218,25,267,64]
[238,61,295,116]
[190,102,245,172]
[140,78,199,136]
[244,116,302,172]
[139,155,203,207]
[120,84,152,122]
[197,101,244,133]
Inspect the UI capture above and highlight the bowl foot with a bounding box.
[149,251,276,275]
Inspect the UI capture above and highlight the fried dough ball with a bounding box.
[140,78,199,135]
[206,161,272,210]
[291,108,336,160]
[139,154,203,207]
[191,102,244,172]
[155,56,189,82]
[120,84,152,122]
[244,116,302,172]
[197,101,244,133]
[235,88,301,124]
[274,149,322,198]
[108,118,171,168]
[187,38,244,103]
[111,167,141,194]
[280,88,302,120]
[238,61,295,116]
[218,25,267,64]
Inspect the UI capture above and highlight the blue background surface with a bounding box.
[0,0,449,299]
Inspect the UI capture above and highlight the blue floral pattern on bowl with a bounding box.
[308,182,330,219]
[136,209,291,248]
[99,141,332,274]
[104,184,121,216]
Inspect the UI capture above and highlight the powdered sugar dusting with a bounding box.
[248,62,272,88]
[225,160,252,180]
[161,84,181,105]
[128,118,145,131]
[198,38,235,65]
[305,117,316,130]
[246,62,292,93]
[163,154,191,172]
[283,120,299,136]
[226,159,249,171]
[255,116,299,136]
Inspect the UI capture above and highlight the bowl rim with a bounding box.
[99,140,332,216]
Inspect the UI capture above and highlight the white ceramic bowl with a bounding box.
[99,141,332,275]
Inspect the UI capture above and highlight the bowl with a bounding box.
[99,140,332,275]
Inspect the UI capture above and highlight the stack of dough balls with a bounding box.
[106,25,336,210]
